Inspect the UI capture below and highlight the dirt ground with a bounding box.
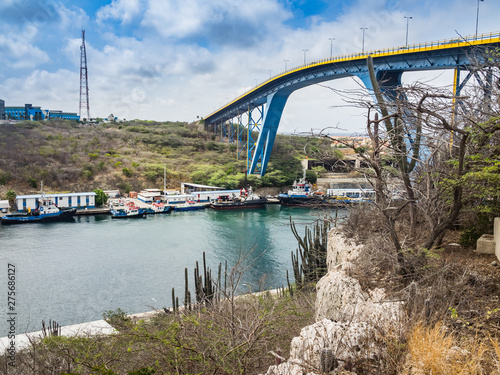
[439,237,500,339]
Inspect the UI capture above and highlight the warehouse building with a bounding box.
[16,192,96,212]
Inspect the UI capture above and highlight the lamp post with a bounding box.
[404,16,412,46]
[360,27,368,53]
[329,37,335,58]
[268,70,273,78]
[302,49,308,65]
[284,59,289,71]
[476,0,484,37]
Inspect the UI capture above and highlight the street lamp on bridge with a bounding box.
[404,16,412,46]
[329,37,335,58]
[360,27,368,53]
[284,59,289,71]
[268,70,273,78]
[302,49,308,65]
[476,0,484,37]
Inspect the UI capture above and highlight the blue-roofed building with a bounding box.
[2,100,79,121]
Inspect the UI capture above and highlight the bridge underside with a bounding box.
[204,38,500,176]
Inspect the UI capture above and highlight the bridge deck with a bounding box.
[205,31,500,124]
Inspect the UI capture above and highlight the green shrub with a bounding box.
[27,177,37,188]
[114,161,123,168]
[122,167,133,177]
[103,308,131,331]
[88,152,99,160]
[0,171,11,185]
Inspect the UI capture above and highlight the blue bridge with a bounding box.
[204,31,500,176]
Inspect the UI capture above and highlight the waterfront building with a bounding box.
[2,101,79,121]
[181,182,224,195]
[16,192,96,211]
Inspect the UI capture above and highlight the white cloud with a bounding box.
[97,0,144,24]
[0,69,78,110]
[0,32,50,69]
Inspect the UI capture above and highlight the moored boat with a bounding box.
[0,195,76,225]
[146,202,172,214]
[111,202,147,218]
[210,194,268,210]
[174,201,207,211]
[278,177,324,207]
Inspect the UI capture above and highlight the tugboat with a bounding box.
[146,202,172,214]
[278,173,324,207]
[210,188,267,210]
[1,192,76,225]
[111,201,147,218]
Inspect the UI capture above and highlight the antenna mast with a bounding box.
[79,29,90,120]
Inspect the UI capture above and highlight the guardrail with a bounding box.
[206,31,500,121]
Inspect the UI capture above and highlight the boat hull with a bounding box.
[278,196,324,207]
[0,208,77,225]
[174,205,205,211]
[111,212,146,218]
[210,198,268,210]
[146,206,172,214]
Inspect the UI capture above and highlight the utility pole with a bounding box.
[79,29,90,121]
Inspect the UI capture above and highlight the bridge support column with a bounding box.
[249,92,290,176]
[246,106,264,173]
[357,70,403,100]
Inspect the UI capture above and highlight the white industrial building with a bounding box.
[16,192,96,211]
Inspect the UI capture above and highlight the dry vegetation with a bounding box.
[0,119,330,198]
[0,290,315,375]
[343,205,500,374]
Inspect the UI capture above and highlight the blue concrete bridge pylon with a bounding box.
[204,31,500,177]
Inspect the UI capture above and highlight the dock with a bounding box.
[75,207,111,215]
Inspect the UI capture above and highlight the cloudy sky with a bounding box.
[1,0,499,134]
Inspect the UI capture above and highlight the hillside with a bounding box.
[0,119,332,197]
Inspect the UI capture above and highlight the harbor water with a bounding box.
[0,205,345,336]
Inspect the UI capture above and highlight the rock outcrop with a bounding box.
[262,230,404,375]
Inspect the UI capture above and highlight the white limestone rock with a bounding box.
[327,231,363,272]
[315,270,404,323]
[315,271,366,322]
[290,318,376,372]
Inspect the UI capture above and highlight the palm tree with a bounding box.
[5,190,16,211]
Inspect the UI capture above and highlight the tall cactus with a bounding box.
[290,218,330,290]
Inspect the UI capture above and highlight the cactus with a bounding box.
[286,270,293,298]
[171,287,176,313]
[290,218,330,290]
[184,267,191,311]
[320,348,336,372]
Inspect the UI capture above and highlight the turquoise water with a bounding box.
[0,205,344,336]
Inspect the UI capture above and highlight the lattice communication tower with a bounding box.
[79,29,90,120]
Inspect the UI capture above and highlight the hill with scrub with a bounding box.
[0,119,334,197]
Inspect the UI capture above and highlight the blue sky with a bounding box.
[1,0,499,133]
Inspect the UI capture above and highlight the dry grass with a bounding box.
[404,322,499,375]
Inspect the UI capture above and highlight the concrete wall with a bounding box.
[495,218,500,261]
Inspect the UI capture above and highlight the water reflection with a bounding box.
[0,206,345,336]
